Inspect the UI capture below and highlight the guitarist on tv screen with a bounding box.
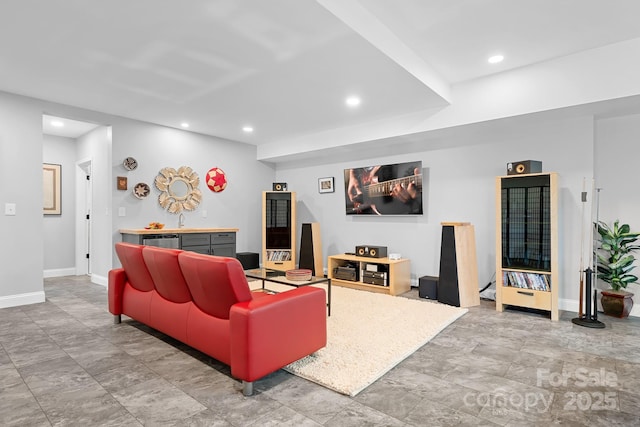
[345,162,423,215]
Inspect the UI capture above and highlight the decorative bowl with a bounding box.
[145,222,164,230]
[285,269,312,281]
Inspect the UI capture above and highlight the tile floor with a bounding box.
[1,276,639,426]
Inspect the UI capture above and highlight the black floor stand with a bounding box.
[572,267,605,328]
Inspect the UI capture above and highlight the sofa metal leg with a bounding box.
[242,381,253,396]
[113,314,121,324]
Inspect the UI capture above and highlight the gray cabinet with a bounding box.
[120,230,236,257]
[181,232,236,257]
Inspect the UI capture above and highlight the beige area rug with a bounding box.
[249,281,468,396]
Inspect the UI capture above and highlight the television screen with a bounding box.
[343,160,423,215]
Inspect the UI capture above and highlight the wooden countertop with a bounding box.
[120,228,239,235]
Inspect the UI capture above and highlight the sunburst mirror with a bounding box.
[155,166,202,213]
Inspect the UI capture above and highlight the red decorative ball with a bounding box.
[206,167,227,192]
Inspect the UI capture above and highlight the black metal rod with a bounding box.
[584,267,592,319]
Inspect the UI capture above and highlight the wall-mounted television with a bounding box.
[343,160,423,215]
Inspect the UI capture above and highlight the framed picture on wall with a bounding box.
[318,177,334,193]
[117,176,128,190]
[43,163,61,215]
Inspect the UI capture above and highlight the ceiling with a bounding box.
[4,1,640,154]
[42,115,100,138]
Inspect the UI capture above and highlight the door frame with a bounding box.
[75,158,92,275]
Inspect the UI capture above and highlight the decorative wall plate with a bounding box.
[206,167,227,192]
[133,182,150,199]
[123,157,138,171]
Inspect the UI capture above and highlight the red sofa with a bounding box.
[108,242,327,395]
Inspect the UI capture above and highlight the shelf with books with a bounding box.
[495,173,559,320]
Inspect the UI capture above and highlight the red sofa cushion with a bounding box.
[114,242,155,292]
[186,305,231,364]
[122,284,153,324]
[178,252,253,319]
[142,246,192,303]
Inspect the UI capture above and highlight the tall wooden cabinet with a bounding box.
[495,173,559,321]
[262,191,296,271]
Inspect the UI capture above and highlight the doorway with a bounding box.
[42,114,102,279]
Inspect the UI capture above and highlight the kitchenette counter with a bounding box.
[120,228,239,257]
[119,227,239,234]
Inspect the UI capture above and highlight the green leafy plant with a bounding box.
[595,220,640,291]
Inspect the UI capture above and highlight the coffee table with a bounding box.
[244,268,331,316]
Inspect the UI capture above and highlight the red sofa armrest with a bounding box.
[108,268,126,315]
[229,286,327,382]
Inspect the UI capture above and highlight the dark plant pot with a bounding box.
[600,290,634,318]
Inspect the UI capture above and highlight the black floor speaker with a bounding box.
[418,276,438,299]
[437,222,480,308]
[299,222,323,276]
[438,225,461,306]
[236,252,259,270]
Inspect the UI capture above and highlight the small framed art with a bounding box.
[43,163,61,215]
[117,176,128,190]
[318,177,334,193]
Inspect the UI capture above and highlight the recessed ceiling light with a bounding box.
[345,96,361,107]
[488,55,504,64]
[242,126,254,133]
[181,122,189,128]
[51,120,64,127]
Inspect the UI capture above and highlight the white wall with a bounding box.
[0,92,46,307]
[0,90,274,307]
[3,86,639,317]
[76,126,112,284]
[276,115,595,312]
[595,112,640,313]
[43,134,76,276]
[110,121,274,266]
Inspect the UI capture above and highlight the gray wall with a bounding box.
[595,113,640,308]
[76,126,112,283]
[2,87,640,316]
[110,119,274,268]
[43,134,76,275]
[275,115,596,313]
[0,92,46,306]
[0,90,274,307]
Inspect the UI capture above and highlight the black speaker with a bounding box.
[507,160,542,175]
[299,223,323,276]
[419,276,438,299]
[236,252,259,270]
[272,182,288,191]
[355,245,387,258]
[438,226,460,306]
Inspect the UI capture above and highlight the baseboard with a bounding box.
[560,296,639,318]
[0,291,46,309]
[43,268,76,278]
[559,297,579,314]
[91,273,108,287]
[42,269,107,287]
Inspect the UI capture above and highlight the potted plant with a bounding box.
[595,219,640,318]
